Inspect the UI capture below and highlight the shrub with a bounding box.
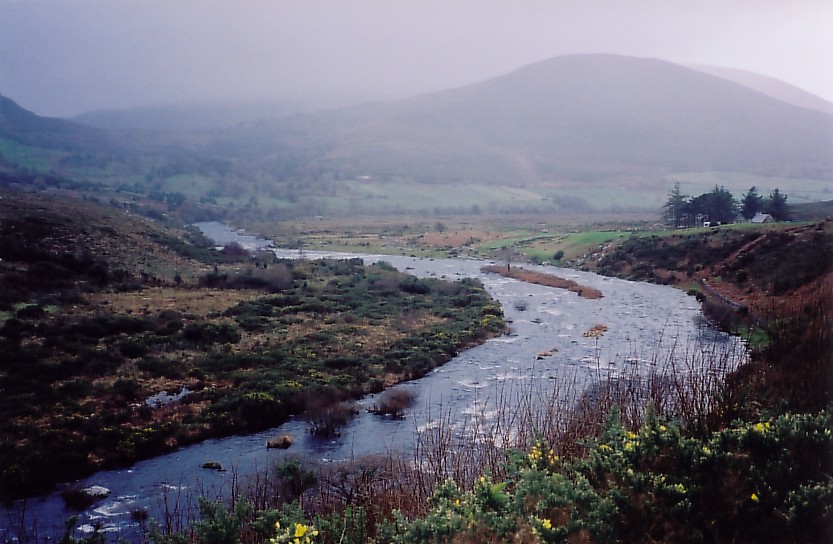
[370,389,416,419]
[137,357,184,379]
[120,340,149,358]
[181,322,241,345]
[303,398,358,437]
[393,407,833,543]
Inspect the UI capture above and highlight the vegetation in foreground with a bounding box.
[0,192,505,499]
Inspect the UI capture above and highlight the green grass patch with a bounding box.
[0,138,70,170]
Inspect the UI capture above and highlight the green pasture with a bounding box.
[0,138,69,171]
[342,180,549,211]
[160,173,216,199]
[543,186,666,211]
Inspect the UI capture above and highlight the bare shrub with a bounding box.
[370,388,416,419]
[249,262,292,292]
[302,398,358,437]
[220,242,250,258]
[307,454,426,533]
[407,333,746,500]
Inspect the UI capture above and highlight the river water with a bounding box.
[1,224,748,541]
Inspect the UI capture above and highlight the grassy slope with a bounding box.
[582,221,833,321]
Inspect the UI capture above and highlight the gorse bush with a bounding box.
[392,407,833,543]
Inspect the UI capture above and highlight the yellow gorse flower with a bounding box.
[271,521,318,544]
[528,441,558,467]
[752,422,771,433]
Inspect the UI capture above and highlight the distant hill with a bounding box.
[1,55,831,217]
[72,100,319,131]
[0,95,117,153]
[688,64,833,115]
[211,54,833,184]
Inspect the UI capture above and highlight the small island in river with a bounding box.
[481,264,604,299]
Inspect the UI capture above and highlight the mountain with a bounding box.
[0,95,117,153]
[72,100,320,131]
[3,54,832,196]
[214,54,833,184]
[688,64,833,115]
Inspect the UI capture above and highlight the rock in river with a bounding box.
[267,434,294,449]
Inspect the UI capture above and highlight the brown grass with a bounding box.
[481,264,604,299]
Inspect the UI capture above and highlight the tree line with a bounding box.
[663,183,789,228]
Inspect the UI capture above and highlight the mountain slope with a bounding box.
[0,95,117,153]
[688,64,833,115]
[222,54,833,184]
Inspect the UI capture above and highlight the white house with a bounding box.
[750,212,774,223]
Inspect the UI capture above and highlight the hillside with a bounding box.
[581,220,833,413]
[585,221,832,319]
[0,96,118,153]
[689,64,833,115]
[1,55,832,219]
[214,54,833,184]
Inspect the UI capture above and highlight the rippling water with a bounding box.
[1,228,748,541]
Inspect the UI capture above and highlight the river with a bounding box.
[1,224,748,541]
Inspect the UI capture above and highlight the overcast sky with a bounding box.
[1,0,831,117]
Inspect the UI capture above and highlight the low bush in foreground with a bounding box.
[97,407,830,544]
[394,408,832,543]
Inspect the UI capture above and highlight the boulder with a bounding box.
[82,485,111,499]
[61,485,111,508]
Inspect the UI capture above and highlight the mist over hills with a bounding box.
[71,98,344,132]
[2,54,832,200]
[219,54,831,184]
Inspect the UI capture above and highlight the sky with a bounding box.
[1,0,832,118]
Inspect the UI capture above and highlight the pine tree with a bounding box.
[766,188,790,221]
[663,182,688,227]
[741,186,764,220]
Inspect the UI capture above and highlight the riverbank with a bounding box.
[0,204,506,502]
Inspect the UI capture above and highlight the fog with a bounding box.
[1,0,832,117]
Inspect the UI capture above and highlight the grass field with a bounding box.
[0,138,70,171]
